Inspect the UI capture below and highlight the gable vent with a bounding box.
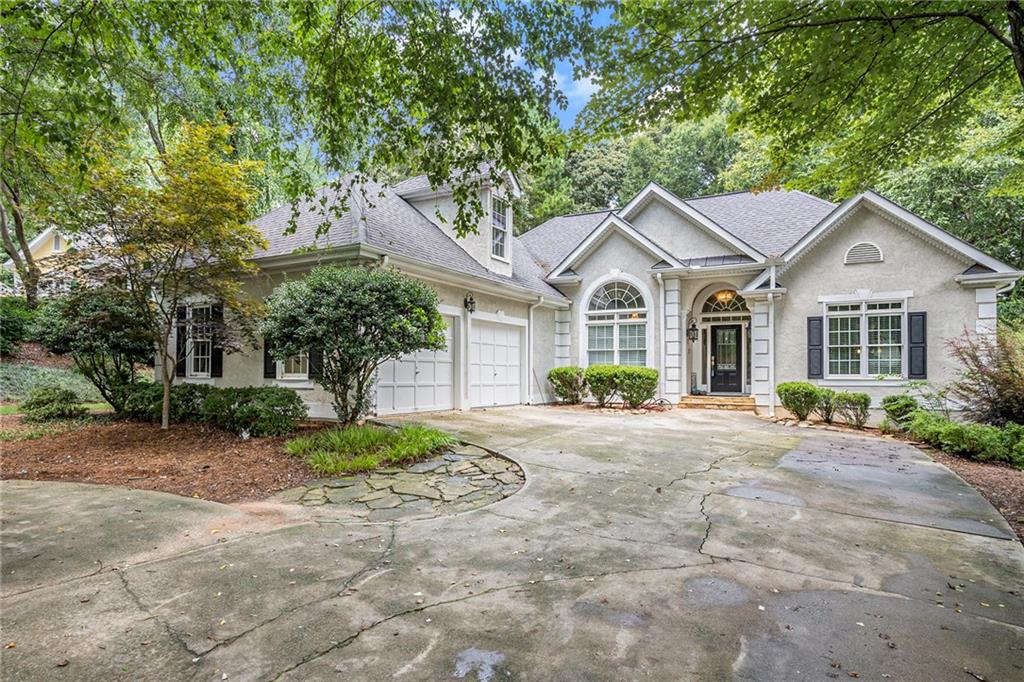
[845,242,883,265]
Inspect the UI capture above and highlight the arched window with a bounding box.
[702,290,746,314]
[586,282,647,366]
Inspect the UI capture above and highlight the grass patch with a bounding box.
[0,362,103,402]
[284,423,457,474]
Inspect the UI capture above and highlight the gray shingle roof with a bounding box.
[683,190,836,257]
[519,211,610,272]
[250,179,565,300]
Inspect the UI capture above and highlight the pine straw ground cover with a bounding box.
[0,415,322,503]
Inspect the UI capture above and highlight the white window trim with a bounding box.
[52,234,64,253]
[822,297,909,380]
[490,193,511,263]
[578,273,655,369]
[186,304,212,379]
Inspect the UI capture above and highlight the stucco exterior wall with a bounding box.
[773,205,979,408]
[565,231,662,378]
[408,187,513,278]
[628,200,737,258]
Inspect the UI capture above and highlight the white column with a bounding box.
[663,279,682,398]
[554,308,571,367]
[749,297,773,409]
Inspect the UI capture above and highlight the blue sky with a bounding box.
[550,6,612,129]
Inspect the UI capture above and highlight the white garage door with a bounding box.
[376,317,455,415]
[470,320,522,408]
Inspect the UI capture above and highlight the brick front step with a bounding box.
[678,395,756,411]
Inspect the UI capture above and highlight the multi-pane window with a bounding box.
[491,195,508,259]
[282,351,309,378]
[825,301,903,377]
[189,305,212,377]
[586,282,647,367]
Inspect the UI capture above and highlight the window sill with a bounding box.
[818,377,907,387]
[490,254,511,264]
[183,376,214,384]
[274,378,315,390]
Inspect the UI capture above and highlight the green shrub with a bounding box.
[121,382,212,424]
[548,366,587,404]
[0,297,36,356]
[199,387,307,437]
[776,381,819,421]
[20,387,87,422]
[813,387,838,424]
[880,394,919,426]
[836,392,871,428]
[585,365,620,406]
[284,423,456,474]
[905,411,1023,466]
[122,383,306,436]
[617,366,659,408]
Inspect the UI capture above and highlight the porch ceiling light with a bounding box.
[687,321,699,342]
[715,289,736,304]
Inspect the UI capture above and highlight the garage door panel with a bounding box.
[376,316,456,415]
[470,320,522,408]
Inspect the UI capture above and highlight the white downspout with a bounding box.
[767,291,776,417]
[527,296,544,404]
[655,273,665,399]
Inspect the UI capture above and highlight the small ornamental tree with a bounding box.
[34,286,155,413]
[261,266,446,425]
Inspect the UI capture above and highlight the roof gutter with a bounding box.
[953,271,1024,288]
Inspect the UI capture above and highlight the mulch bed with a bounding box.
[920,446,1024,544]
[1,419,324,503]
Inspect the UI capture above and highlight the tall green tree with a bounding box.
[583,1,1024,196]
[65,122,266,429]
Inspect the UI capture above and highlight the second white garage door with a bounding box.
[375,317,455,415]
[470,320,522,408]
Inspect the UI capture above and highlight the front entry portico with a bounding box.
[693,288,752,395]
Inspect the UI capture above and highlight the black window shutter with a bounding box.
[263,339,277,378]
[807,316,823,379]
[210,303,224,378]
[175,306,187,377]
[308,348,323,380]
[908,312,927,379]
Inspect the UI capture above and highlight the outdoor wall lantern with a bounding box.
[686,320,699,342]
[464,293,476,314]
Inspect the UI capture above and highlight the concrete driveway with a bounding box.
[2,407,1022,681]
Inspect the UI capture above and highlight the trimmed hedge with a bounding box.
[881,394,919,426]
[813,387,838,424]
[907,410,1024,467]
[20,387,87,422]
[835,392,871,428]
[548,366,587,404]
[121,382,307,436]
[583,365,660,408]
[776,381,819,421]
[617,367,659,408]
[584,365,620,407]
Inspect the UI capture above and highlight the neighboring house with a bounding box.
[168,172,1022,419]
[2,226,74,297]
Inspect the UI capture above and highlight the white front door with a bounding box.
[375,316,455,415]
[470,320,522,407]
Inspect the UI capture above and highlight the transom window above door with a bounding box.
[586,281,647,366]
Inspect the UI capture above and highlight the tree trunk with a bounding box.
[1009,1,1024,91]
[0,179,42,308]
[161,353,173,429]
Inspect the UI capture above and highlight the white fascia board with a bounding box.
[954,271,1024,288]
[549,214,683,277]
[782,192,1018,274]
[617,183,765,262]
[3,226,56,267]
[647,262,766,277]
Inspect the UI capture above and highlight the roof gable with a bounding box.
[618,183,765,262]
[519,210,610,273]
[547,213,682,278]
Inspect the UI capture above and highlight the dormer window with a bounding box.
[52,234,63,252]
[491,195,509,260]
